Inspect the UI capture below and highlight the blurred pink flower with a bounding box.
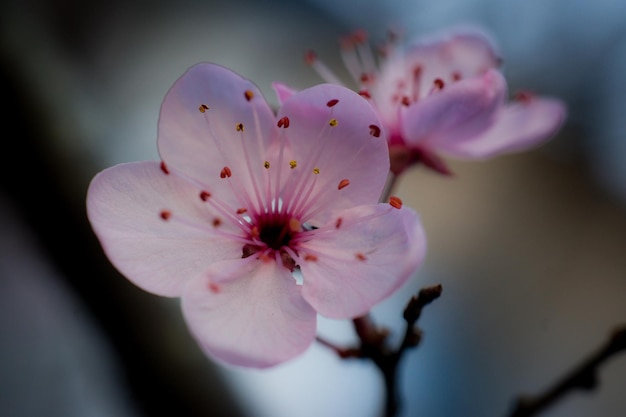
[289,27,567,175]
[87,63,426,368]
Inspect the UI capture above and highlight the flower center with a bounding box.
[259,218,294,251]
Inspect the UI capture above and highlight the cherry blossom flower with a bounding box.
[288,27,567,175]
[87,63,426,368]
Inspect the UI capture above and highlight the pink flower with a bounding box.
[290,27,567,175]
[87,63,426,368]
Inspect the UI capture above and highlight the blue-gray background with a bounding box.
[1,0,625,416]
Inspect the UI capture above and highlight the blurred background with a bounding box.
[1,0,625,416]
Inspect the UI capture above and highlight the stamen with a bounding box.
[236,208,248,214]
[264,161,270,169]
[208,282,220,294]
[289,218,302,232]
[305,49,345,86]
[212,218,223,227]
[389,196,403,209]
[369,124,381,137]
[277,116,290,128]
[515,90,535,103]
[244,90,254,101]
[337,179,350,190]
[199,191,211,201]
[326,99,339,107]
[236,123,244,132]
[433,78,445,90]
[329,119,338,127]
[250,226,260,238]
[199,104,209,113]
[220,166,232,178]
[452,71,462,81]
[335,217,343,228]
[160,210,171,221]
[313,167,320,175]
[160,161,169,174]
[289,160,297,169]
[358,89,371,99]
[304,254,318,262]
[401,96,411,106]
[356,252,367,261]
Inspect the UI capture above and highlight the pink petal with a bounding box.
[276,84,389,224]
[158,63,276,212]
[442,97,567,159]
[86,161,242,297]
[404,28,501,96]
[181,258,317,368]
[298,204,426,319]
[401,69,507,149]
[272,82,298,105]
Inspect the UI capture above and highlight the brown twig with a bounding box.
[508,324,626,417]
[317,284,442,417]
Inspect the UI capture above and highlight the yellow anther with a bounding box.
[264,161,270,169]
[329,118,338,127]
[199,104,209,113]
[244,90,254,101]
[313,167,320,175]
[236,123,244,132]
[289,160,297,169]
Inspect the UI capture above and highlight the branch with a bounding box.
[317,284,442,417]
[508,324,626,417]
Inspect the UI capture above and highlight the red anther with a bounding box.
[326,99,339,107]
[452,71,462,81]
[160,161,169,174]
[277,116,290,128]
[355,252,367,261]
[258,253,272,263]
[352,29,368,44]
[389,196,403,209]
[433,78,445,90]
[208,282,220,293]
[304,50,317,65]
[160,210,171,220]
[199,191,211,201]
[236,208,247,214]
[304,254,318,262]
[515,90,535,103]
[401,96,411,106]
[358,89,371,99]
[244,90,254,101]
[337,179,350,190]
[250,225,260,238]
[369,124,381,137]
[360,73,373,84]
[220,166,232,178]
[335,217,343,229]
[212,218,222,227]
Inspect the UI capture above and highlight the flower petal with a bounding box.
[181,258,317,368]
[401,69,507,149]
[86,161,242,297]
[272,82,297,105]
[298,204,426,319]
[158,63,276,213]
[442,97,567,159]
[276,84,389,225]
[405,27,501,92]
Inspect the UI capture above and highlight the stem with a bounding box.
[508,324,626,417]
[317,285,442,417]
